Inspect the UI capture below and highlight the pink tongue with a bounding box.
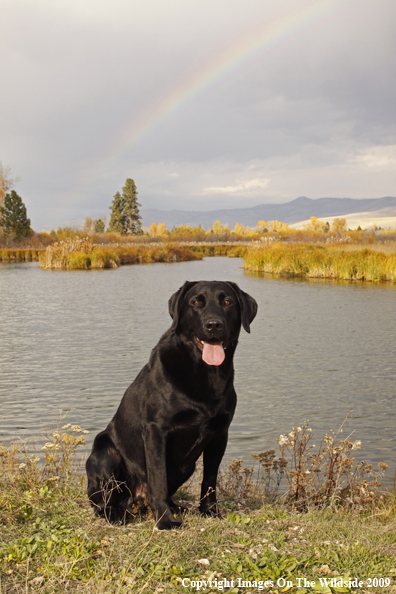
[202,342,225,366]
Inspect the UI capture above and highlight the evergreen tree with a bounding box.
[0,190,31,239]
[94,218,105,233]
[122,178,142,235]
[108,191,126,234]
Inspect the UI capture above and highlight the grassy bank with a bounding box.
[243,243,396,283]
[39,240,204,270]
[1,422,394,593]
[187,243,248,258]
[0,248,43,262]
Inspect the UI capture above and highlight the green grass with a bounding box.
[1,481,395,593]
[243,243,396,283]
[1,423,395,593]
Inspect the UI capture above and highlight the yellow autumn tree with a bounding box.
[266,220,289,232]
[82,217,93,234]
[256,220,267,232]
[233,222,246,235]
[149,222,169,237]
[156,223,168,236]
[308,216,325,231]
[212,221,224,235]
[0,161,18,209]
[332,218,347,232]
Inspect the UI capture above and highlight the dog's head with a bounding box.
[168,280,257,366]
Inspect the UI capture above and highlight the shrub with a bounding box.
[276,420,389,509]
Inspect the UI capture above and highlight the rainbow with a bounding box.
[87,0,347,177]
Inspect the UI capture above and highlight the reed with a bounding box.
[39,238,94,270]
[115,244,203,264]
[0,249,42,262]
[243,243,396,282]
[39,240,202,270]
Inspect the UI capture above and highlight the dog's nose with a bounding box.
[205,318,223,332]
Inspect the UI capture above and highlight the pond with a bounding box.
[0,258,395,472]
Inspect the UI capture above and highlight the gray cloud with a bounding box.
[1,0,395,229]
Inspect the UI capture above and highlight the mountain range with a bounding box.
[140,196,396,230]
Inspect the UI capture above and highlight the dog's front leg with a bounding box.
[144,422,182,530]
[199,432,228,517]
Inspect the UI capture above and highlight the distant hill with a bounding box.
[140,196,396,229]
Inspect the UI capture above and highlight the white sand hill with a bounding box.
[290,209,396,231]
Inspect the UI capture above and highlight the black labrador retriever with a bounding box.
[86,280,257,530]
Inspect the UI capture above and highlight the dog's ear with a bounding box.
[225,282,258,333]
[169,281,198,332]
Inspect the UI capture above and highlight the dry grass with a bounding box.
[243,242,396,282]
[0,248,42,262]
[0,420,395,593]
[39,239,202,270]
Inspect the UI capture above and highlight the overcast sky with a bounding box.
[1,0,396,229]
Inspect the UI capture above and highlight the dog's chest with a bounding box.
[168,408,230,468]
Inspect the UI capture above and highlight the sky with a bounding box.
[1,0,396,230]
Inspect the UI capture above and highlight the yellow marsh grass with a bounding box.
[0,249,41,262]
[40,239,202,270]
[244,243,396,282]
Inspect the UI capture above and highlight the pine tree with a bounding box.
[94,218,105,233]
[108,191,126,234]
[0,190,31,239]
[122,178,142,235]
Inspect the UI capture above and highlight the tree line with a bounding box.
[0,164,380,247]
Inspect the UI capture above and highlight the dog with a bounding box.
[86,280,257,530]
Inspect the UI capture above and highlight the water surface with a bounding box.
[0,258,395,470]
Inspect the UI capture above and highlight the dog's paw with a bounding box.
[154,507,183,530]
[155,517,182,531]
[199,503,222,518]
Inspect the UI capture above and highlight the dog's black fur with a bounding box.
[86,280,257,530]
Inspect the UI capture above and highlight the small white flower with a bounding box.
[297,427,302,432]
[52,431,60,439]
[71,425,81,433]
[82,430,89,435]
[351,440,362,450]
[278,435,288,445]
[62,424,71,430]
[18,463,26,470]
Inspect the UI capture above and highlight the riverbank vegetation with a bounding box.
[243,243,396,283]
[1,420,394,593]
[39,238,204,270]
[3,214,396,283]
[3,213,396,252]
[0,248,42,262]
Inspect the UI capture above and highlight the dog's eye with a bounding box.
[224,299,232,307]
[192,299,201,306]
